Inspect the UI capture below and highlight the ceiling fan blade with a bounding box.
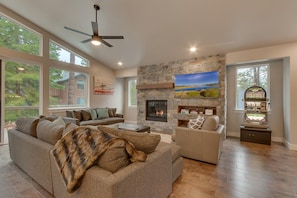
[64,26,92,37]
[81,38,92,43]
[101,40,113,47]
[101,36,124,39]
[92,22,99,35]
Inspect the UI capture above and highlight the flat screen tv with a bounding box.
[174,71,219,98]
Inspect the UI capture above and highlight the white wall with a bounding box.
[226,60,284,142]
[226,42,297,150]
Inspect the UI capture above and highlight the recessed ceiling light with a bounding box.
[118,61,123,66]
[190,47,197,52]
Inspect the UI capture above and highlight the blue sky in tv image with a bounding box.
[174,71,219,92]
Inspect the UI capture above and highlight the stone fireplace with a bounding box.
[137,55,226,134]
[146,100,167,122]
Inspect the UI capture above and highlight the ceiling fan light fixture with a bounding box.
[91,38,101,46]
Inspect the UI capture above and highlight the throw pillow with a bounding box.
[201,115,219,131]
[81,110,91,121]
[96,108,109,119]
[98,126,161,154]
[107,108,117,117]
[73,110,82,121]
[63,122,79,136]
[89,109,97,120]
[66,110,74,118]
[188,115,205,129]
[53,116,66,126]
[36,119,64,145]
[97,139,130,173]
[16,117,39,137]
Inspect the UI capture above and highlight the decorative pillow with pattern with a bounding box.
[81,110,91,121]
[73,110,82,121]
[188,115,205,129]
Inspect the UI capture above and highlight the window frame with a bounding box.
[49,40,89,67]
[235,64,270,111]
[48,67,89,109]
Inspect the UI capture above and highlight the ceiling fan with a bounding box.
[64,4,124,47]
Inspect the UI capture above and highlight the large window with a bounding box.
[0,14,41,55]
[49,40,89,67]
[128,79,137,107]
[5,61,40,122]
[49,68,89,108]
[236,64,270,110]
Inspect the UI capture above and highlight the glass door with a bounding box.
[3,60,40,144]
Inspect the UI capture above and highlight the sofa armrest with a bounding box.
[115,113,123,118]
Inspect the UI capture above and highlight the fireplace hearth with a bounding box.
[146,100,167,122]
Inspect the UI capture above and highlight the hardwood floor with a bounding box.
[1,137,297,198]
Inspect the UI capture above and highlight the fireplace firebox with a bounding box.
[146,100,167,122]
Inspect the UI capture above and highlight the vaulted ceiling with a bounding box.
[1,0,297,70]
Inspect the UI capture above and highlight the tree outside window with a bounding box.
[236,64,269,110]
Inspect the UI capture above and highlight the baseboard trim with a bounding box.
[226,131,240,138]
[284,140,297,151]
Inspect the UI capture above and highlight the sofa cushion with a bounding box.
[52,116,66,126]
[63,122,79,136]
[89,109,97,120]
[36,120,64,145]
[81,110,91,121]
[66,110,74,118]
[16,117,39,137]
[98,126,161,154]
[97,139,130,173]
[107,108,117,117]
[201,115,219,131]
[73,110,83,121]
[96,108,109,119]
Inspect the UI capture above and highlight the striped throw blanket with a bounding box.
[50,126,147,193]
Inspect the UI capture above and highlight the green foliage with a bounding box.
[1,14,64,122]
[0,16,40,55]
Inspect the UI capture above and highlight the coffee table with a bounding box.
[106,123,150,133]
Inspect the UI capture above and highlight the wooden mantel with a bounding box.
[136,83,174,90]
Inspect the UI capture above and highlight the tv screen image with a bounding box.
[174,71,219,99]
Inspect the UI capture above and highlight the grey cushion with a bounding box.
[36,120,64,145]
[63,122,78,136]
[96,108,109,119]
[201,115,219,131]
[16,117,39,137]
[52,116,66,126]
[99,126,161,154]
[97,139,130,173]
[89,109,97,120]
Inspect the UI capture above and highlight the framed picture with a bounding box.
[93,76,114,95]
[174,71,219,99]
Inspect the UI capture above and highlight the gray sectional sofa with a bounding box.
[8,117,183,198]
[64,107,125,126]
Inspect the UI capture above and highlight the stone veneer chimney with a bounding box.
[137,55,226,134]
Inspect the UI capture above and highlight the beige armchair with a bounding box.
[175,116,225,164]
